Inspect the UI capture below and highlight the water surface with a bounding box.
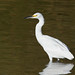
[0,0,75,75]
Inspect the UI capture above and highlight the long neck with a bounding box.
[35,17,44,40]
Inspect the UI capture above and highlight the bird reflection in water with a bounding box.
[39,62,74,75]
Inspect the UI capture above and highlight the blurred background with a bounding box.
[0,0,75,75]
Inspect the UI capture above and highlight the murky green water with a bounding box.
[0,0,75,75]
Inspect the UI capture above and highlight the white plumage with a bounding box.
[25,12,74,62]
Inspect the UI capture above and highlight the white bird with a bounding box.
[25,12,74,62]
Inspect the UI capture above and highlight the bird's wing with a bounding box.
[53,38,69,50]
[44,35,69,51]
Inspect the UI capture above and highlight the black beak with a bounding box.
[24,16,32,19]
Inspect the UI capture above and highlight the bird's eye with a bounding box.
[32,15,37,17]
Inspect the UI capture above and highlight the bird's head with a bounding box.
[24,13,43,19]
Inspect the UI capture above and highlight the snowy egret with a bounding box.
[25,13,74,62]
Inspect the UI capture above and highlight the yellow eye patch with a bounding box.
[32,15,37,17]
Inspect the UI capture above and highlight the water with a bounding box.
[0,0,75,75]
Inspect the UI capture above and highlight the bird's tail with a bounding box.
[65,51,74,60]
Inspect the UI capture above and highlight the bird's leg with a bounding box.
[57,58,60,61]
[49,57,53,63]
